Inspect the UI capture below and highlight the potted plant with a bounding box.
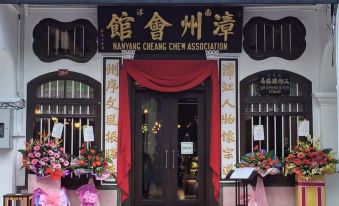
[284,136,338,206]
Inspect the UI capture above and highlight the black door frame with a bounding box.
[127,80,216,206]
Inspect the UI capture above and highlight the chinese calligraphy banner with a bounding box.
[98,6,243,53]
[219,58,238,180]
[102,57,121,185]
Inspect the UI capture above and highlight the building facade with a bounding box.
[0,3,338,206]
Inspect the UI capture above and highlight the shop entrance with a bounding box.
[132,86,207,206]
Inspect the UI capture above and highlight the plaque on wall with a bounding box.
[259,72,290,96]
[98,6,243,54]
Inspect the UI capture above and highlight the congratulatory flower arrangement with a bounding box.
[236,145,282,177]
[71,143,114,180]
[19,133,70,180]
[284,136,338,180]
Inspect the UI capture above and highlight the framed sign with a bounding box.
[219,58,238,179]
[259,72,290,96]
[102,57,122,185]
[98,6,243,54]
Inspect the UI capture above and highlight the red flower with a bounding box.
[80,149,86,155]
[294,159,302,165]
[297,152,305,159]
[253,145,259,151]
[258,153,265,160]
[90,149,96,155]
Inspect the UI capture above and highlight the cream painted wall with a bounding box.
[0,3,335,206]
[0,4,20,204]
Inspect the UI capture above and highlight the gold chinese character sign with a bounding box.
[102,57,122,185]
[219,59,238,179]
[98,6,243,53]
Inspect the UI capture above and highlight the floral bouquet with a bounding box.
[236,145,283,177]
[19,133,71,180]
[236,145,282,206]
[71,143,114,180]
[284,136,338,180]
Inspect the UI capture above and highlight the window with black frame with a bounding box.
[240,70,312,160]
[26,71,101,189]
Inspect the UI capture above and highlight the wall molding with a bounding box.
[313,92,337,106]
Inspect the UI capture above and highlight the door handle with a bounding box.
[165,149,168,169]
[172,150,175,169]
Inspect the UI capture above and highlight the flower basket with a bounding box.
[295,175,325,206]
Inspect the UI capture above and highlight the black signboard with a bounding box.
[98,6,243,53]
[259,73,290,96]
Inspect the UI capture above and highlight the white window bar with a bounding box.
[251,84,254,152]
[40,84,44,137]
[281,103,284,157]
[274,103,277,155]
[280,25,283,51]
[79,118,82,150]
[82,26,85,56]
[296,83,299,141]
[63,117,66,151]
[71,81,75,156]
[266,104,269,150]
[259,103,262,150]
[255,24,258,54]
[56,80,59,114]
[289,24,292,54]
[73,27,76,54]
[272,25,275,51]
[71,118,74,157]
[47,26,50,56]
[87,85,90,148]
[55,28,59,55]
[263,24,266,52]
[48,82,51,134]
[289,103,292,150]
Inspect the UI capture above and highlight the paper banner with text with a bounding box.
[219,59,238,179]
[102,57,122,184]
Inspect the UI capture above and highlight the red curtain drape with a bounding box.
[117,60,220,202]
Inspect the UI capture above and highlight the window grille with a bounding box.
[240,70,312,159]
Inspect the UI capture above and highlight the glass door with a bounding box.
[133,90,206,206]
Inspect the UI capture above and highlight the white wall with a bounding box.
[0,4,20,204]
[0,3,335,206]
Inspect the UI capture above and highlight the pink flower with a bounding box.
[35,152,41,158]
[59,158,64,163]
[42,157,49,162]
[39,160,46,166]
[33,146,40,151]
[28,153,34,158]
[63,161,69,167]
[59,147,65,152]
[54,153,60,159]
[48,150,54,156]
[49,157,55,161]
[48,141,55,147]
[56,164,61,169]
[31,159,38,165]
[51,163,57,169]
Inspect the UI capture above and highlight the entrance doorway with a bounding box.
[132,85,207,206]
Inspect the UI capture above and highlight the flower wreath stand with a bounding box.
[295,175,325,206]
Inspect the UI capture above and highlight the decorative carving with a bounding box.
[33,18,97,63]
[243,17,306,60]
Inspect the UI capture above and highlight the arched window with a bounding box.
[240,70,312,158]
[26,71,101,187]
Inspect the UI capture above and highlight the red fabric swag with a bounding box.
[117,60,220,202]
